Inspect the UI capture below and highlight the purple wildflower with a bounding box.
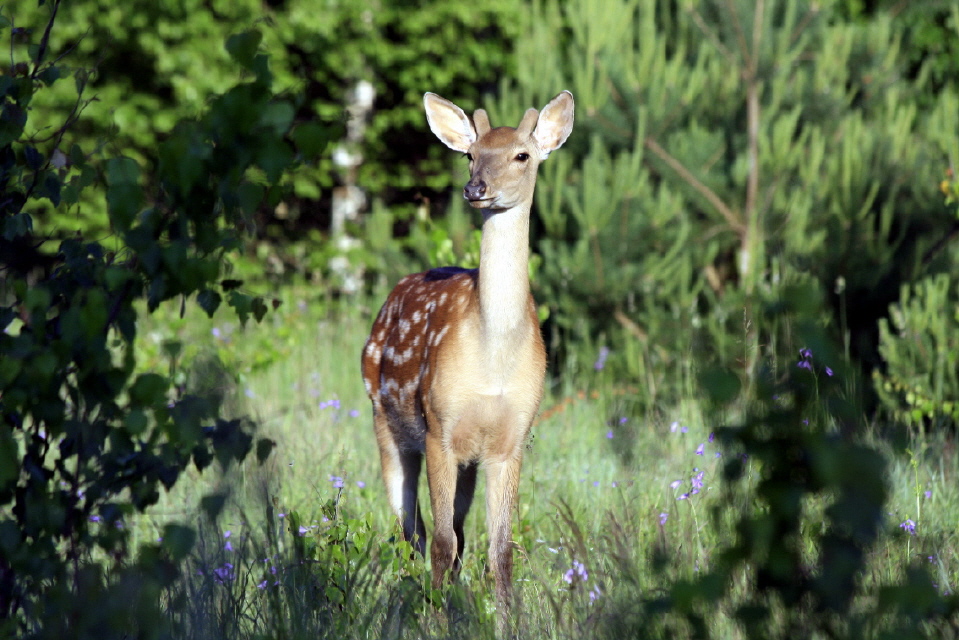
[356,480,366,488]
[594,346,610,371]
[899,519,917,536]
[695,443,705,456]
[659,512,668,526]
[257,580,268,589]
[606,430,614,439]
[691,471,705,494]
[825,367,834,377]
[589,584,602,602]
[329,475,344,489]
[224,540,233,552]
[213,562,235,583]
[349,409,361,418]
[564,561,588,584]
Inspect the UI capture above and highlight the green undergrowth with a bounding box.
[123,286,959,639]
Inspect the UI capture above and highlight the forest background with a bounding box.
[3,0,959,638]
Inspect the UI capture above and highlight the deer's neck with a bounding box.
[478,204,533,341]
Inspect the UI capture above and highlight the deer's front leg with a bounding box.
[485,454,522,630]
[425,432,458,588]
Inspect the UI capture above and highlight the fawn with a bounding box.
[362,90,574,630]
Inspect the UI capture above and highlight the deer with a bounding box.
[361,90,574,631]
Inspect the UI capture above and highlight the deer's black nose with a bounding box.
[464,180,486,201]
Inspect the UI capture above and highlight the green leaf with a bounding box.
[291,122,333,160]
[37,65,60,86]
[2,213,33,240]
[197,289,221,317]
[0,355,22,388]
[0,427,18,489]
[106,156,140,185]
[236,181,265,216]
[221,279,243,291]
[0,103,27,146]
[225,30,263,69]
[257,138,294,183]
[227,290,252,326]
[259,101,295,135]
[200,493,228,521]
[105,157,142,232]
[24,146,43,170]
[129,373,169,407]
[125,409,148,435]
[161,524,196,562]
[251,296,268,323]
[698,367,742,406]
[256,437,276,464]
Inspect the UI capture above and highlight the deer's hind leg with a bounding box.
[452,461,478,574]
[375,411,427,555]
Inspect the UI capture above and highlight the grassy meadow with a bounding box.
[128,283,959,639]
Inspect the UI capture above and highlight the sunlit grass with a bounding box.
[128,286,959,638]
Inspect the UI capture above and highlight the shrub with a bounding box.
[0,5,311,635]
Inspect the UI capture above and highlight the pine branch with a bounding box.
[643,136,743,234]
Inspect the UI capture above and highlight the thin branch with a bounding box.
[744,0,764,241]
[685,5,737,66]
[921,219,959,268]
[790,4,821,48]
[30,0,61,76]
[643,136,743,234]
[724,0,751,64]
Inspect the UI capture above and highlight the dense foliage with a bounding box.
[0,4,316,635]
[490,0,959,418]
[10,0,518,239]
[2,0,959,637]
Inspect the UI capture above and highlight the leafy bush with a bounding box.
[10,0,519,248]
[0,5,315,635]
[488,0,959,411]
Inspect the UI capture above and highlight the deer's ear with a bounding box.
[424,93,477,153]
[533,91,574,158]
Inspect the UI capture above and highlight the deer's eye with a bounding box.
[515,153,530,162]
[465,153,473,162]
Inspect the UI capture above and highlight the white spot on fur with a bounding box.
[400,378,418,400]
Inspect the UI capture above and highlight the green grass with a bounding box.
[129,286,959,639]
